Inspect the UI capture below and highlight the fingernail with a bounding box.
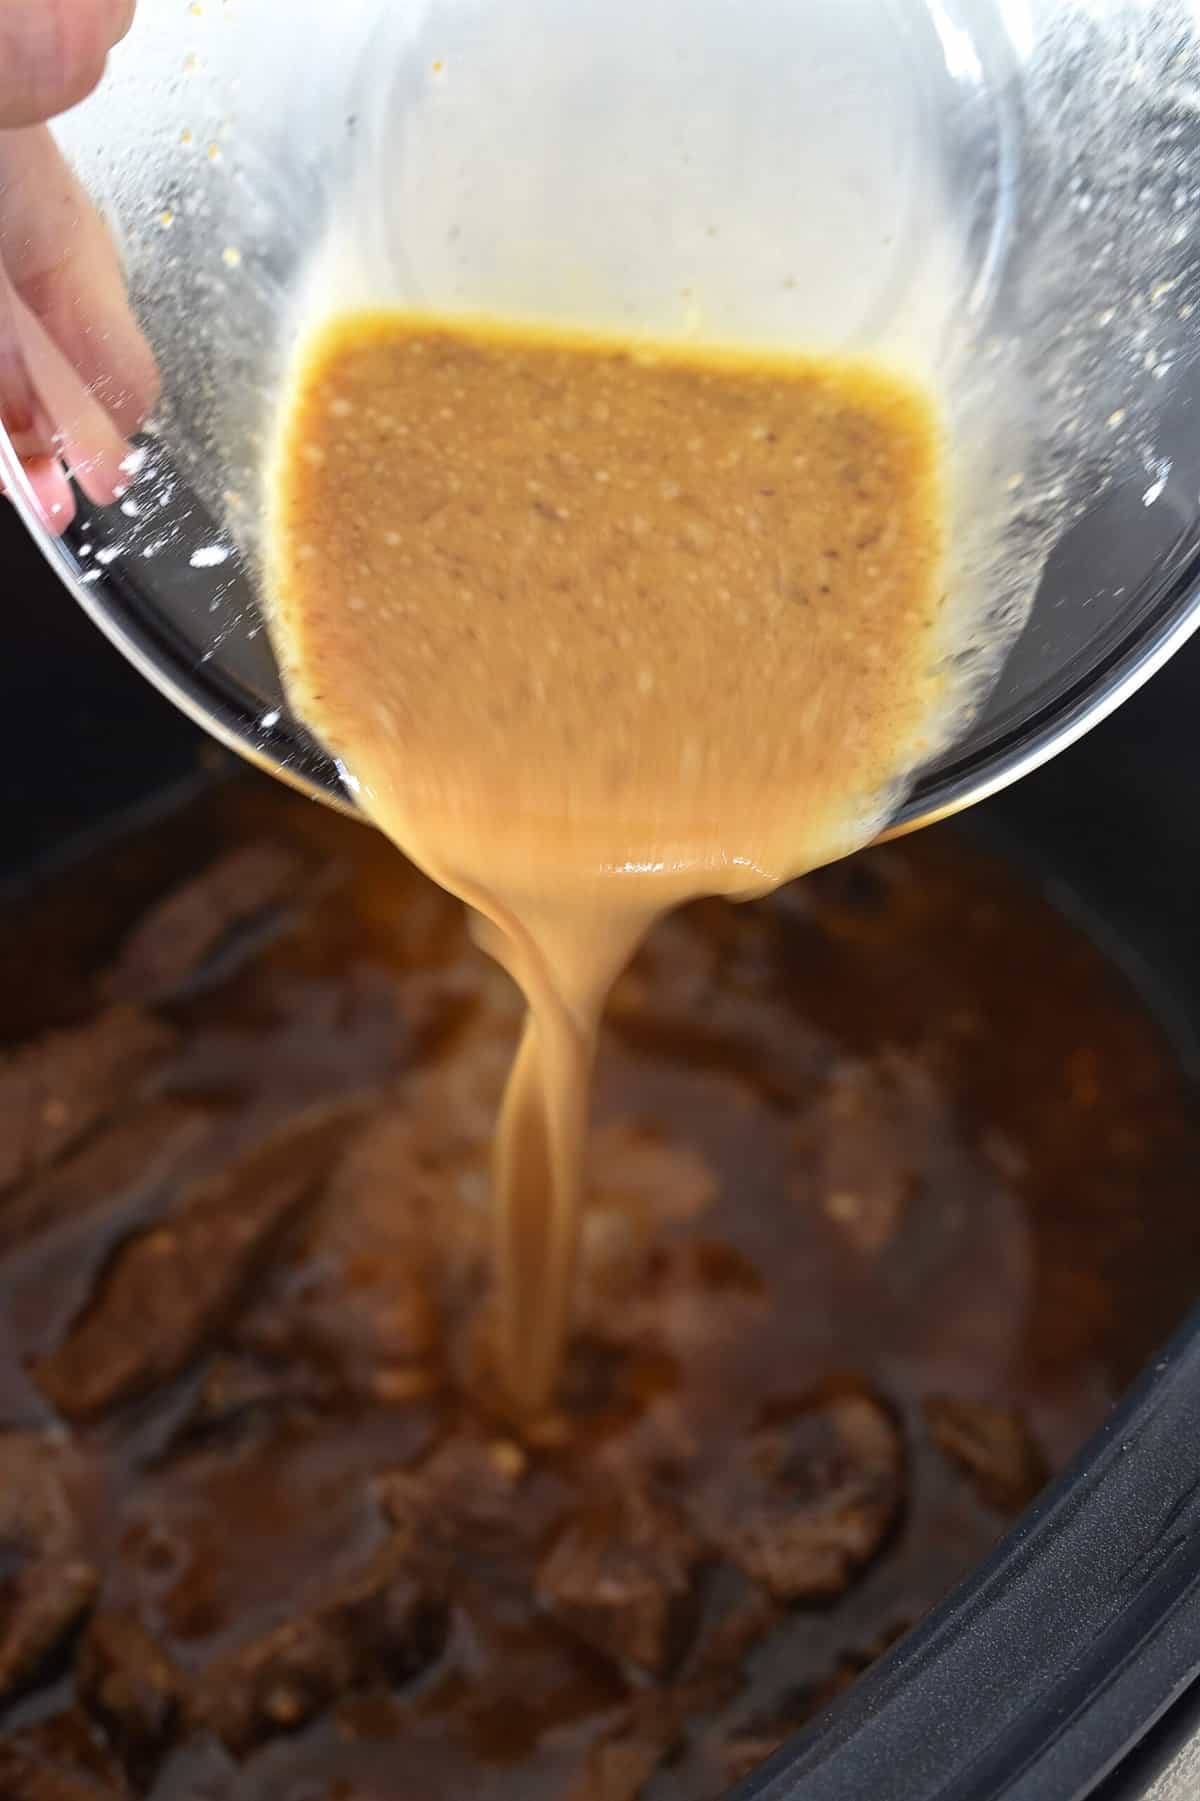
[21,456,77,535]
[113,0,137,46]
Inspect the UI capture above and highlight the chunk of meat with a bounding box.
[0,1433,97,1702]
[0,1104,209,1256]
[188,1532,447,1753]
[2,1711,128,1796]
[234,1112,443,1405]
[410,974,523,1143]
[793,1056,944,1256]
[0,1563,97,1702]
[589,1121,717,1228]
[576,1123,720,1331]
[561,1693,683,1801]
[35,1104,365,1421]
[0,1010,177,1197]
[924,1396,1047,1514]
[168,1350,332,1450]
[537,1484,703,1676]
[696,1386,903,1602]
[76,1613,180,1781]
[193,1611,356,1752]
[0,1434,88,1558]
[0,1740,126,1801]
[607,906,826,1105]
[163,966,407,1120]
[378,1432,557,1556]
[563,1728,673,1801]
[101,843,309,1003]
[677,1577,783,1712]
[587,1238,766,1360]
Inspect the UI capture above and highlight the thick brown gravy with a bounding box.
[268,315,949,1413]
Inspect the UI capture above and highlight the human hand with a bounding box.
[0,0,159,532]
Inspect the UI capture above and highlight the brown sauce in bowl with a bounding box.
[0,777,1195,1800]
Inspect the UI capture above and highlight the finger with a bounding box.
[0,0,135,130]
[1,456,79,534]
[0,261,132,509]
[14,298,133,506]
[0,127,159,435]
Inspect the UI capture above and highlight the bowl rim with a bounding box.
[889,542,1200,841]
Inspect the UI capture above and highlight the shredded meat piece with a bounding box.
[76,1614,180,1783]
[563,1729,673,1801]
[589,1121,717,1228]
[581,1236,766,1364]
[562,1695,683,1801]
[794,1055,944,1256]
[0,1741,126,1801]
[0,1104,208,1256]
[677,1578,783,1712]
[0,1564,97,1704]
[378,1431,562,1557]
[101,843,309,1003]
[696,1385,903,1602]
[575,1123,721,1335]
[0,1010,177,1197]
[168,1351,333,1451]
[234,1111,444,1404]
[0,1434,97,1704]
[537,1484,703,1676]
[35,1104,365,1421]
[924,1395,1048,1513]
[607,907,826,1105]
[187,1532,447,1753]
[3,1710,128,1797]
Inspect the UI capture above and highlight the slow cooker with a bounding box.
[5,499,1200,1801]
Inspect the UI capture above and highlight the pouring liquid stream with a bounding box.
[267,312,950,1420]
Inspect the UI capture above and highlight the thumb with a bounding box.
[0,0,135,130]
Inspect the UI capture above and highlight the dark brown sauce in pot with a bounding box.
[0,777,1196,1800]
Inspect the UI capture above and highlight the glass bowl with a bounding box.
[5,0,1200,830]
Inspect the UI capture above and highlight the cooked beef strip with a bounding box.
[563,1717,677,1801]
[0,1106,209,1258]
[537,1484,704,1677]
[35,1105,366,1420]
[0,1740,127,1801]
[101,845,310,1005]
[0,1433,97,1703]
[0,1012,176,1198]
[76,1613,181,1784]
[187,1532,448,1754]
[924,1395,1048,1514]
[695,1386,903,1603]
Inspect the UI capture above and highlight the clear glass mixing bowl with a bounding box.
[5,0,1200,829]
